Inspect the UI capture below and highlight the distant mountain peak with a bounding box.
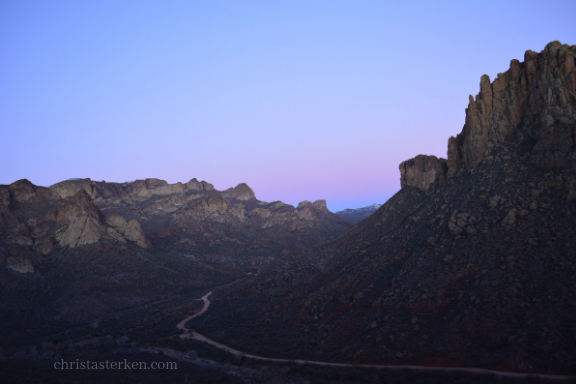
[335,203,382,223]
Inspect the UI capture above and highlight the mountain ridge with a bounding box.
[335,204,383,223]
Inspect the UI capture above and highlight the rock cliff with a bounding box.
[55,190,105,248]
[447,41,576,176]
[399,155,448,191]
[399,41,576,189]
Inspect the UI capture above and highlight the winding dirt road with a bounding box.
[174,291,574,381]
[176,291,212,331]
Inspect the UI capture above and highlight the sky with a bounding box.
[1,1,575,212]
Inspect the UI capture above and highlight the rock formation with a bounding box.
[104,214,151,249]
[447,41,576,175]
[49,189,151,249]
[221,183,256,200]
[297,200,329,211]
[54,190,106,248]
[399,155,448,191]
[400,41,575,187]
[49,177,216,204]
[8,179,58,203]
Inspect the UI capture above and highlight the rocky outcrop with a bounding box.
[297,200,312,209]
[399,155,448,191]
[222,183,256,200]
[55,190,106,248]
[50,177,216,206]
[199,194,228,214]
[51,190,152,249]
[104,215,151,249]
[447,41,576,175]
[8,179,59,203]
[296,200,327,210]
[50,178,98,200]
[311,199,329,211]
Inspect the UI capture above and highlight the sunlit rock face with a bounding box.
[447,41,576,176]
[55,190,106,248]
[399,155,448,191]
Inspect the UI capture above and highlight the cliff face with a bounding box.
[399,155,447,191]
[400,41,576,189]
[448,41,576,176]
[50,177,215,203]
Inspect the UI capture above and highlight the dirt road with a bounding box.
[175,291,573,381]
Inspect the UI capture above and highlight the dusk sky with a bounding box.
[1,1,575,212]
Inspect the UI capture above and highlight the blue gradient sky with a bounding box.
[1,1,574,211]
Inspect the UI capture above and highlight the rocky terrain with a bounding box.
[1,40,575,382]
[48,177,352,271]
[0,176,351,347]
[335,204,383,223]
[189,41,576,375]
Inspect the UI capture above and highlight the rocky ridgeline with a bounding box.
[0,176,350,274]
[51,177,217,203]
[400,41,576,191]
[0,177,350,337]
[0,180,151,265]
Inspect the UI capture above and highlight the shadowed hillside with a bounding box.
[189,41,576,375]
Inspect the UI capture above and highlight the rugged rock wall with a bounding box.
[54,190,151,249]
[399,155,448,191]
[447,41,576,176]
[50,177,216,203]
[399,41,576,189]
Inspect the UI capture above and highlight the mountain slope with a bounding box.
[190,41,576,375]
[0,178,351,347]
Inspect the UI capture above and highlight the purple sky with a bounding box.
[1,1,575,212]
